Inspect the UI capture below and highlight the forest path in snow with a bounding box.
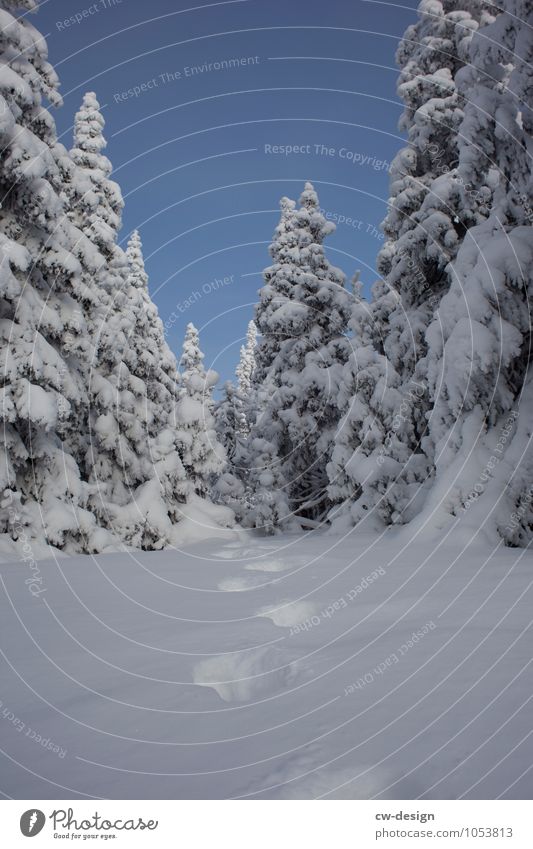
[0,529,532,799]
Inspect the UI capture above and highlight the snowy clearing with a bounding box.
[0,528,531,800]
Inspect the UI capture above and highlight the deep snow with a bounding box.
[0,526,532,800]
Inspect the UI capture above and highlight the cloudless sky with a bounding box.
[36,0,419,382]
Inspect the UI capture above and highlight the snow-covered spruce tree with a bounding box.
[244,432,292,535]
[87,231,189,549]
[0,0,109,550]
[247,183,351,528]
[244,368,293,535]
[235,319,257,435]
[252,196,298,386]
[61,91,131,510]
[215,381,241,463]
[215,322,256,468]
[68,92,124,257]
[213,323,258,520]
[337,0,497,528]
[327,278,405,530]
[379,0,496,328]
[66,90,129,333]
[216,320,257,474]
[213,380,255,520]
[176,323,226,498]
[121,231,182,438]
[420,0,533,544]
[237,320,257,396]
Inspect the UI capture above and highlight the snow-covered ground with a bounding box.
[0,527,532,800]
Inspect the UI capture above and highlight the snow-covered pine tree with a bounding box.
[66,90,129,348]
[327,278,404,529]
[215,381,241,463]
[421,0,533,544]
[238,320,257,394]
[215,321,256,468]
[337,0,497,528]
[214,323,258,519]
[0,0,107,550]
[176,323,226,498]
[379,0,496,323]
[248,183,351,527]
[87,231,188,549]
[212,380,252,520]
[68,91,124,258]
[235,319,257,435]
[61,90,130,520]
[243,367,293,535]
[243,433,292,534]
[121,230,182,440]
[252,195,298,387]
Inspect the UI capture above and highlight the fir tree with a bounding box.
[69,91,124,255]
[422,0,533,543]
[215,381,241,463]
[0,0,104,549]
[176,323,226,498]
[235,319,257,435]
[249,183,351,526]
[243,433,292,535]
[65,90,129,518]
[87,231,188,548]
[339,0,496,527]
[327,279,404,529]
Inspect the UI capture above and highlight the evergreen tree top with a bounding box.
[72,91,108,158]
[126,230,148,290]
[299,181,320,210]
[236,320,258,395]
[181,323,205,376]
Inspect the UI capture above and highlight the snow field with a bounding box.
[0,527,531,799]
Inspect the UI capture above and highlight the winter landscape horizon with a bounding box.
[0,0,533,820]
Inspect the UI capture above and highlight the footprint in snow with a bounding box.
[238,744,422,799]
[193,645,300,702]
[256,599,318,628]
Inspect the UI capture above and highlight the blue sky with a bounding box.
[37,0,419,382]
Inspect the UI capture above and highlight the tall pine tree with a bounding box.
[248,183,351,527]
[327,278,404,529]
[235,319,257,435]
[333,0,497,528]
[176,323,226,498]
[87,231,188,549]
[0,0,105,549]
[421,0,533,543]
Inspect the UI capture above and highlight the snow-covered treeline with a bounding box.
[219,0,533,547]
[0,0,230,554]
[361,0,533,546]
[1,0,531,555]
